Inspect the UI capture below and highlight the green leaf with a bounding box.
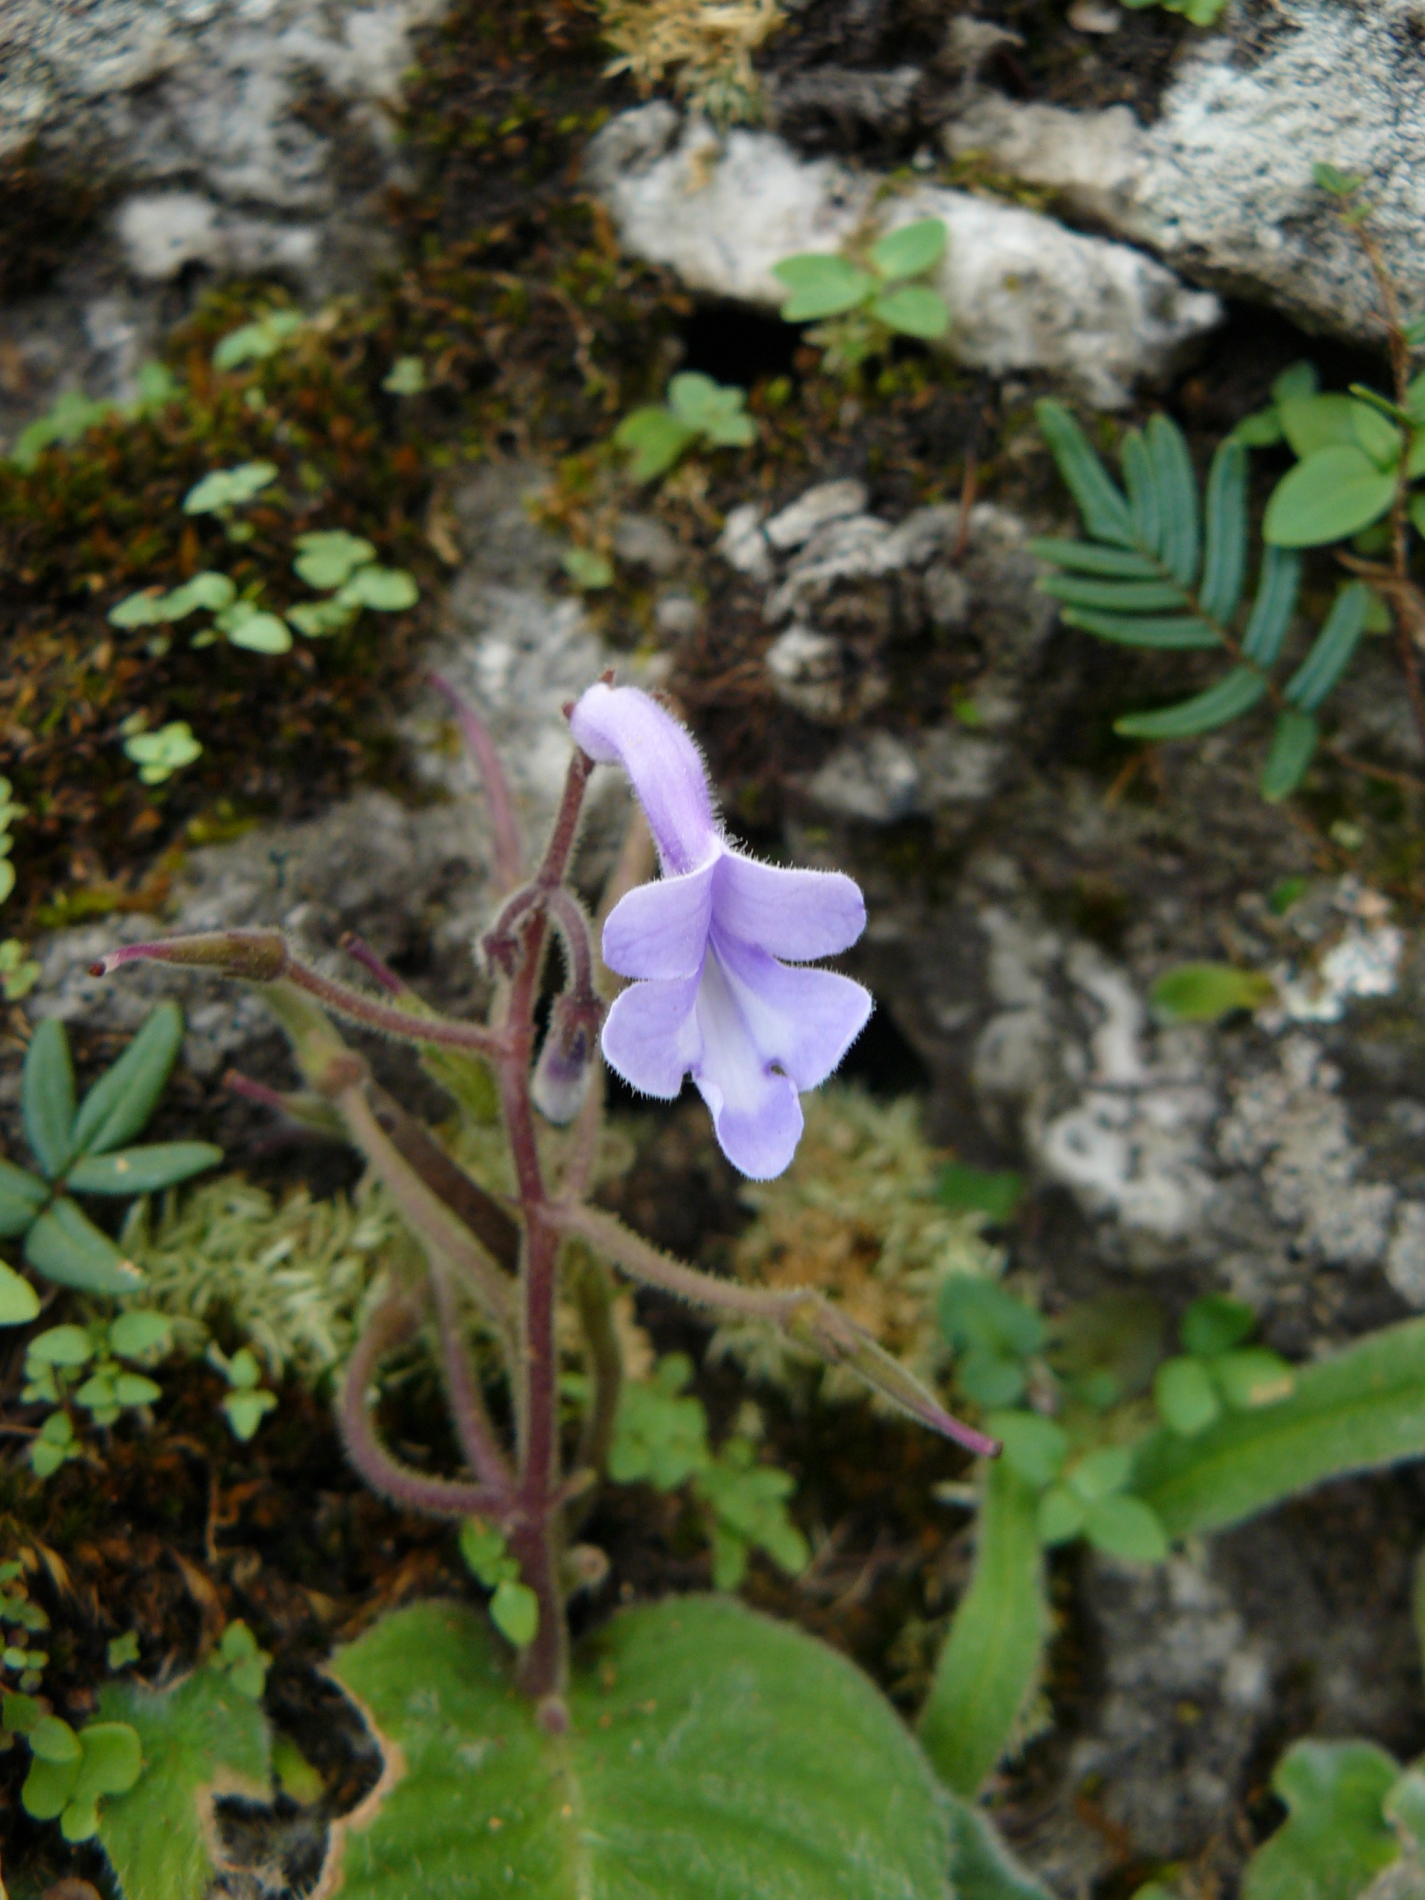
[1313,161,1366,198]
[1147,414,1199,587]
[1181,1294,1255,1357]
[287,596,359,637]
[1262,701,1317,800]
[959,1349,1029,1408]
[125,723,203,782]
[211,310,304,370]
[1034,401,1135,547]
[25,1198,144,1296]
[1122,429,1161,556]
[1199,439,1249,622]
[109,589,176,629]
[1279,393,1358,458]
[23,1751,79,1819]
[27,1324,95,1366]
[614,406,699,482]
[73,1003,185,1156]
[1069,1444,1133,1503]
[1263,446,1397,547]
[608,1357,710,1490]
[222,1388,277,1440]
[1150,961,1275,1023]
[870,218,947,281]
[67,1142,222,1195]
[1133,1317,1425,1541]
[1351,399,1403,470]
[1231,409,1285,448]
[1115,666,1267,741]
[562,548,615,591]
[99,1666,272,1900]
[1155,1356,1222,1435]
[340,565,420,612]
[1036,1483,1086,1546]
[1084,1495,1168,1563]
[31,1714,81,1763]
[489,1579,539,1649]
[72,1721,143,1800]
[989,1411,1069,1490]
[215,602,292,654]
[1243,1740,1399,1900]
[382,355,427,395]
[0,1260,39,1324]
[1059,609,1220,649]
[1215,1347,1294,1411]
[1274,361,1321,404]
[110,1311,173,1360]
[292,530,376,590]
[939,1276,1045,1361]
[870,286,950,339]
[329,1597,953,1899]
[1284,581,1369,710]
[24,1017,76,1178]
[667,371,729,427]
[772,253,876,321]
[1027,539,1160,578]
[164,572,236,618]
[936,1163,1024,1223]
[182,461,278,515]
[1241,546,1303,666]
[0,1155,51,1234]
[112,1371,162,1406]
[946,1799,1056,1900]
[1384,1768,1425,1851]
[914,1461,1047,1799]
[1039,576,1190,612]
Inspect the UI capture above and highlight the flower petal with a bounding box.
[714,930,872,1089]
[602,857,718,980]
[569,683,719,877]
[689,949,805,1179]
[600,973,702,1099]
[713,853,867,961]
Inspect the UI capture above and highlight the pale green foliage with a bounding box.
[1243,1742,1403,1900]
[211,310,305,371]
[23,1311,173,1475]
[1150,961,1277,1023]
[1,1558,50,1692]
[325,1597,953,1899]
[382,355,428,395]
[561,546,616,591]
[6,1693,143,1842]
[120,1174,405,1381]
[773,219,950,374]
[605,1353,808,1589]
[183,461,278,517]
[614,371,757,482]
[0,774,27,907]
[718,1086,1002,1400]
[458,1521,540,1648]
[208,1342,279,1440]
[1120,0,1226,23]
[1034,399,1375,801]
[9,362,179,470]
[124,721,204,784]
[286,529,418,637]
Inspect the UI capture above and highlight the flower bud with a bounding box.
[531,994,603,1125]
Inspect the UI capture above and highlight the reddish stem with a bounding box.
[430,671,526,892]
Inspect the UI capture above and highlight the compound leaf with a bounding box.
[1115,665,1266,740]
[327,1597,952,1899]
[1034,401,1135,548]
[73,1003,185,1157]
[614,407,698,482]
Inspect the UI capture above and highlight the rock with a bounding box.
[612,514,682,576]
[943,0,1425,345]
[716,503,774,582]
[583,103,1222,408]
[804,731,922,823]
[764,480,868,551]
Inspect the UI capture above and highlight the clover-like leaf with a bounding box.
[183,461,278,515]
[212,311,304,371]
[124,722,204,785]
[23,1017,76,1179]
[339,564,419,612]
[287,596,359,638]
[1037,1483,1087,1545]
[72,1003,186,1158]
[25,1197,144,1296]
[215,602,292,654]
[292,530,376,590]
[163,572,236,618]
[1155,1355,1222,1436]
[871,286,950,339]
[1084,1495,1168,1563]
[870,218,947,282]
[614,406,699,482]
[67,1142,222,1196]
[986,1411,1069,1491]
[772,253,876,321]
[222,1388,278,1441]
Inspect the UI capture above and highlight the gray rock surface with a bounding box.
[944,0,1425,345]
[584,103,1222,408]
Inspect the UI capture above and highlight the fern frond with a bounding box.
[1032,401,1368,794]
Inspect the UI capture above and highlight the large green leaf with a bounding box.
[24,1197,144,1295]
[1115,666,1266,741]
[1034,402,1135,549]
[98,1666,272,1900]
[1284,582,1369,711]
[72,1004,185,1157]
[326,1597,952,1899]
[66,1142,223,1196]
[1263,446,1397,547]
[918,1463,1047,1799]
[23,1017,76,1178]
[1242,1741,1400,1900]
[1278,393,1357,459]
[0,1156,50,1235]
[1132,1319,1425,1540]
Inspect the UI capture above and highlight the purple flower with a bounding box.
[569,683,871,1179]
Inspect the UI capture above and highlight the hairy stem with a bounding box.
[338,1297,507,1520]
[427,1257,514,1498]
[570,1245,623,1504]
[430,671,525,891]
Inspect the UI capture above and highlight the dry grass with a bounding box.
[599,0,785,122]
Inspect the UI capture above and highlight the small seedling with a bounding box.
[614,372,757,482]
[1,1560,50,1691]
[123,721,205,784]
[773,218,950,374]
[381,355,427,395]
[1152,1296,1294,1438]
[214,1621,270,1700]
[183,461,279,533]
[1149,961,1277,1024]
[0,776,27,906]
[23,1311,174,1475]
[286,530,418,637]
[459,1519,541,1649]
[7,1695,143,1842]
[562,546,616,591]
[209,1344,279,1441]
[0,939,41,1003]
[9,362,179,471]
[211,311,305,372]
